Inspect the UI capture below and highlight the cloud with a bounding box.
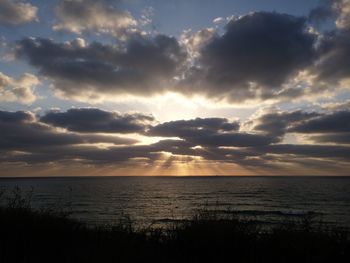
[148,117,239,137]
[40,108,154,133]
[312,29,350,86]
[53,0,137,38]
[15,12,320,104]
[309,133,350,144]
[308,0,350,29]
[188,133,276,147]
[289,110,350,145]
[250,108,350,145]
[181,27,217,58]
[179,12,316,102]
[1,109,350,174]
[0,0,38,25]
[10,6,350,105]
[290,110,350,133]
[321,99,350,111]
[308,0,336,25]
[6,106,349,169]
[334,0,350,29]
[249,109,320,137]
[0,72,39,104]
[255,144,350,160]
[16,35,186,102]
[213,17,224,24]
[306,0,350,88]
[147,117,277,147]
[0,110,137,152]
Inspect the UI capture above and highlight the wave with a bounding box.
[196,209,323,217]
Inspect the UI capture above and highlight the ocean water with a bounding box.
[1,176,350,227]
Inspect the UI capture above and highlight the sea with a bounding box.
[1,176,350,227]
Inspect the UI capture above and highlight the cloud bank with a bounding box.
[1,107,350,175]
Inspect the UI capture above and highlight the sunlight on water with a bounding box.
[1,177,350,227]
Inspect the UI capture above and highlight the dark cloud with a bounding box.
[148,117,239,137]
[148,117,276,147]
[0,110,137,151]
[10,5,350,105]
[290,111,350,133]
[310,133,350,144]
[40,108,154,134]
[180,12,316,102]
[1,109,350,173]
[252,110,320,137]
[251,109,350,145]
[15,12,318,103]
[307,0,350,86]
[16,35,186,101]
[0,0,38,25]
[313,29,350,85]
[0,109,33,122]
[255,144,350,160]
[308,0,335,25]
[245,108,350,146]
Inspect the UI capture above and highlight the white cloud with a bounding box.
[53,0,137,39]
[321,99,350,111]
[334,0,350,29]
[213,17,224,24]
[0,72,40,105]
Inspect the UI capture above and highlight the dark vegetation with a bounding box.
[0,187,349,263]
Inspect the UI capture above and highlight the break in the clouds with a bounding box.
[53,0,137,38]
[0,0,38,25]
[0,71,39,104]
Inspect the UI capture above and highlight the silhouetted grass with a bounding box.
[0,188,349,263]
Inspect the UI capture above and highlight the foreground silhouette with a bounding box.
[0,190,349,263]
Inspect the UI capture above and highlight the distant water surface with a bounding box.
[1,176,350,227]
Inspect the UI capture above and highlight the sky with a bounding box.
[0,0,350,176]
